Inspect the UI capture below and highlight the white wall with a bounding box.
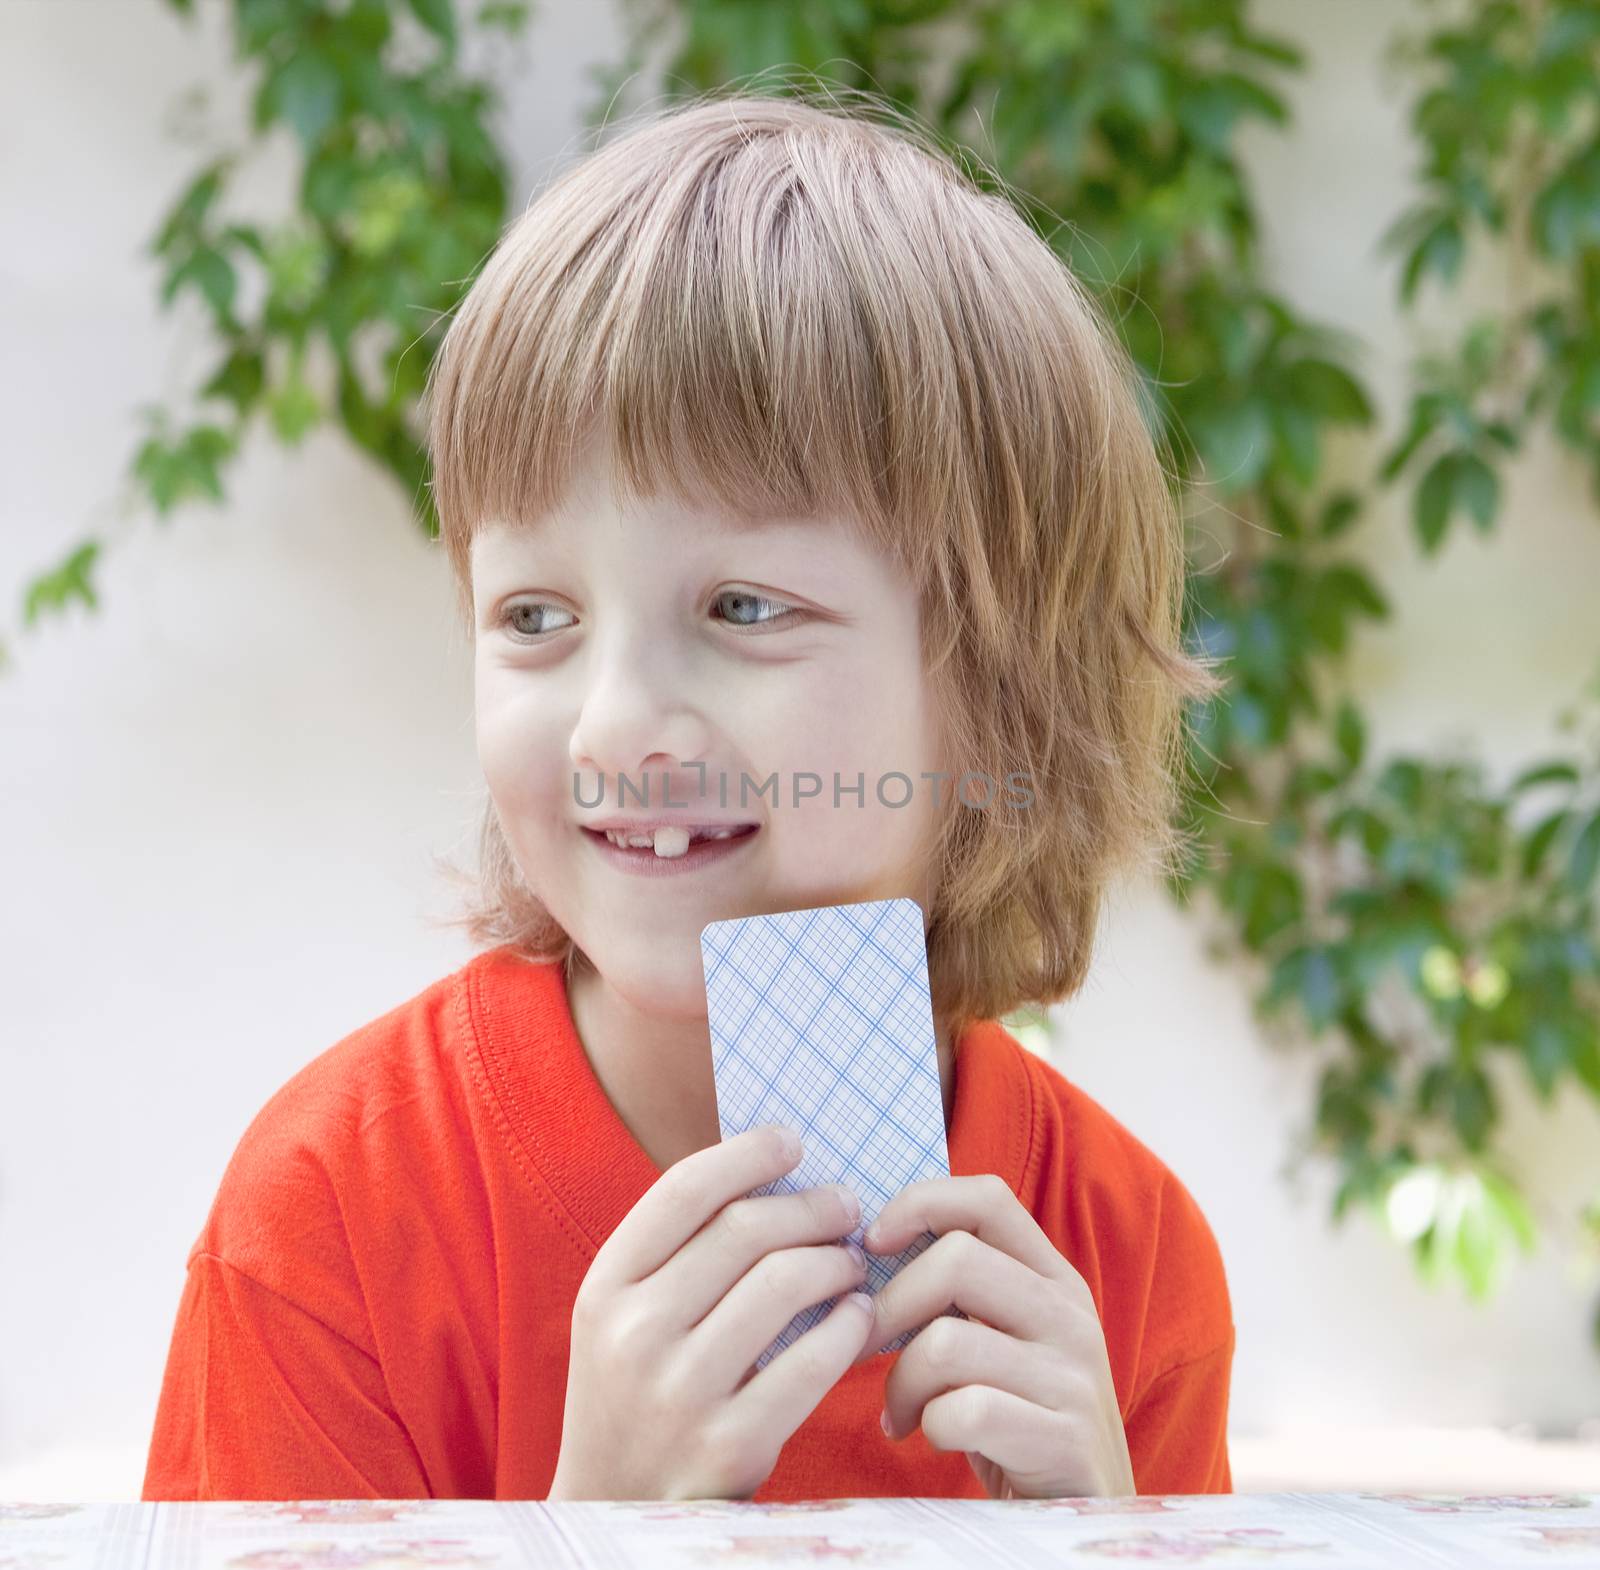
[2,0,1598,1499]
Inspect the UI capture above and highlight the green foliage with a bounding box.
[1381,0,1600,516]
[133,414,238,512]
[22,541,103,630]
[12,0,527,661]
[11,0,1600,1344]
[594,0,1600,1337]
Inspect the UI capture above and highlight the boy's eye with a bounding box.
[500,602,576,640]
[711,589,803,631]
[496,590,803,642]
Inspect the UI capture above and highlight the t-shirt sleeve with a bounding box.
[141,1251,432,1501]
[1121,1328,1235,1495]
[1118,1162,1236,1496]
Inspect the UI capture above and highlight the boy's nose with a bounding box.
[569,671,712,789]
[571,755,717,813]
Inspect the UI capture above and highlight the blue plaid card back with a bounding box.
[700,896,966,1370]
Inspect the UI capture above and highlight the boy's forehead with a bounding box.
[470,500,836,561]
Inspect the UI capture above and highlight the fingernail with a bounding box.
[863,1222,880,1248]
[879,1407,892,1437]
[844,1240,866,1271]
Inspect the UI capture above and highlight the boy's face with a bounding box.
[469,432,950,1022]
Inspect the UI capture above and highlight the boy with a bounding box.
[143,87,1233,1503]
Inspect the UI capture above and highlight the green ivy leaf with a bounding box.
[1272,401,1319,485]
[21,539,102,626]
[1195,399,1272,492]
[268,376,321,444]
[1176,72,1285,151]
[1335,699,1366,773]
[477,1,531,30]
[1568,808,1600,894]
[1532,167,1600,262]
[1449,1068,1495,1152]
[1233,27,1304,70]
[408,0,458,49]
[1286,357,1373,424]
[132,423,236,515]
[151,161,228,258]
[1379,392,1446,481]
[1574,1027,1600,1099]
[256,51,342,147]
[1400,213,1464,303]
[1415,451,1458,551]
[162,245,238,326]
[349,171,430,256]
[1306,563,1388,654]
[1510,760,1580,794]
[1454,451,1500,533]
[1521,809,1571,879]
[1526,1018,1575,1099]
[1480,420,1518,455]
[264,226,331,313]
[1318,490,1361,538]
[201,347,266,415]
[1298,946,1342,1031]
[1244,862,1302,948]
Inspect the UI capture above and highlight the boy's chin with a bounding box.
[578,942,714,1021]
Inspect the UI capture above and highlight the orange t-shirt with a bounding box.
[141,943,1234,1501]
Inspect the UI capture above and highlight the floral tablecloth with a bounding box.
[3,1491,1598,1567]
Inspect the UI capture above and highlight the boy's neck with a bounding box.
[567,961,957,1175]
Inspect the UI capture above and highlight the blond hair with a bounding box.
[425,83,1222,1044]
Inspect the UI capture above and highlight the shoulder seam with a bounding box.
[1129,1323,1237,1413]
[189,1249,384,1368]
[1014,1033,1042,1196]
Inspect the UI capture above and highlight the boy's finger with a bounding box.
[653,1179,861,1331]
[730,1288,875,1444]
[865,1173,1062,1280]
[588,1124,801,1292]
[852,1232,1054,1364]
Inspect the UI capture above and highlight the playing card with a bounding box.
[699,896,966,1368]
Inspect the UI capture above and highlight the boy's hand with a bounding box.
[853,1173,1136,1501]
[550,1125,874,1502]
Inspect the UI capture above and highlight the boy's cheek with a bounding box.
[474,715,567,826]
[474,675,554,760]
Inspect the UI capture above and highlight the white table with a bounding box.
[4,1492,1598,1567]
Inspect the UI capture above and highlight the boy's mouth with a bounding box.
[579,821,761,861]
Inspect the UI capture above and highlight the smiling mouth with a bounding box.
[582,824,761,860]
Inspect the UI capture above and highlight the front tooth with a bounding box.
[652,827,691,858]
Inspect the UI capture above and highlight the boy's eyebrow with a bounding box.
[484,508,834,541]
[710,511,831,533]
